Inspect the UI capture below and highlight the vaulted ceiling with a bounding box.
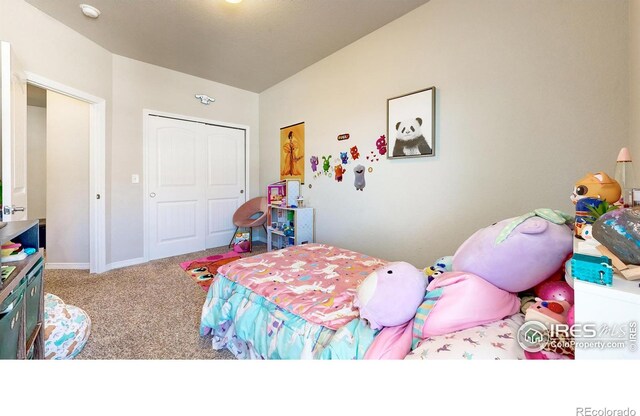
[25,0,429,92]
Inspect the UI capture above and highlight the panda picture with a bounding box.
[387,86,435,158]
[392,118,432,157]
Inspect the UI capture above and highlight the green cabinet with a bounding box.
[0,220,45,359]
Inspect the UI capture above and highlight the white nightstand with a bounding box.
[573,239,640,359]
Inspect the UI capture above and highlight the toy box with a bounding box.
[571,253,613,286]
[267,180,300,207]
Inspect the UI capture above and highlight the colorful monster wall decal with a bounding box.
[340,152,349,165]
[376,135,387,155]
[350,146,360,160]
[354,164,366,191]
[322,156,332,173]
[310,156,319,173]
[334,165,346,182]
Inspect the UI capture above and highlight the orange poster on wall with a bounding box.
[280,122,305,183]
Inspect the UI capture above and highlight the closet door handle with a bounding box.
[150,192,156,198]
[240,190,244,194]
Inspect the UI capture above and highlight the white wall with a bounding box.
[46,91,90,265]
[26,105,46,220]
[259,0,629,267]
[1,0,260,266]
[631,0,640,186]
[109,55,259,263]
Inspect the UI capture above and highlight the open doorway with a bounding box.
[26,84,91,269]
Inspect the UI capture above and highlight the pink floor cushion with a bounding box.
[406,314,525,360]
[44,293,91,360]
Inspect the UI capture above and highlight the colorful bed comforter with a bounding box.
[200,244,387,359]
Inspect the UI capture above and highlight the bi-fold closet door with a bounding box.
[147,115,246,260]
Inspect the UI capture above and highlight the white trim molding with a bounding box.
[25,72,107,274]
[106,257,147,271]
[45,263,90,270]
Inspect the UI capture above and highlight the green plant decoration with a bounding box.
[586,200,618,220]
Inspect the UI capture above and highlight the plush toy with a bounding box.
[355,262,427,330]
[525,298,571,326]
[535,280,574,305]
[310,156,319,173]
[411,272,520,343]
[453,209,573,293]
[340,152,349,165]
[423,256,454,284]
[350,146,360,160]
[353,165,366,191]
[334,165,346,182]
[570,172,621,205]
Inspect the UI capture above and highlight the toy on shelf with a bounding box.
[570,253,613,286]
[571,172,621,239]
[267,179,300,207]
[570,172,621,205]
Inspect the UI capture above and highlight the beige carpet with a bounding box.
[44,243,266,359]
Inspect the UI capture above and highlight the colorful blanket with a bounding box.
[216,244,387,330]
[200,244,387,359]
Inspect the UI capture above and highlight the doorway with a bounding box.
[144,112,248,261]
[1,41,106,273]
[26,85,91,269]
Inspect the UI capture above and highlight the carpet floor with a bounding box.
[44,243,266,359]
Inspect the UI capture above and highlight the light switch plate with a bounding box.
[132,174,140,184]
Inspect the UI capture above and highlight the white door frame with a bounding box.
[142,109,250,262]
[25,72,107,274]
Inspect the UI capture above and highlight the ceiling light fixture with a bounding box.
[79,4,101,19]
[225,0,242,4]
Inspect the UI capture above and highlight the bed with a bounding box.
[200,243,386,359]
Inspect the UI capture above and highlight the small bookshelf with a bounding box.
[266,205,314,251]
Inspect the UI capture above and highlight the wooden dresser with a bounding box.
[0,220,45,359]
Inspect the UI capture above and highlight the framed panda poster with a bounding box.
[387,86,435,159]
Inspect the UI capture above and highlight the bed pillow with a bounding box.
[412,272,520,343]
[406,314,525,360]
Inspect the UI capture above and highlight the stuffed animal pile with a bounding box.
[354,208,575,360]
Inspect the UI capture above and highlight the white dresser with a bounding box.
[573,239,640,359]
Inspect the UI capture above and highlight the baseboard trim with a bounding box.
[106,257,147,271]
[45,263,90,270]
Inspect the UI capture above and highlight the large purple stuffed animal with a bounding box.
[453,209,573,293]
[355,262,427,330]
